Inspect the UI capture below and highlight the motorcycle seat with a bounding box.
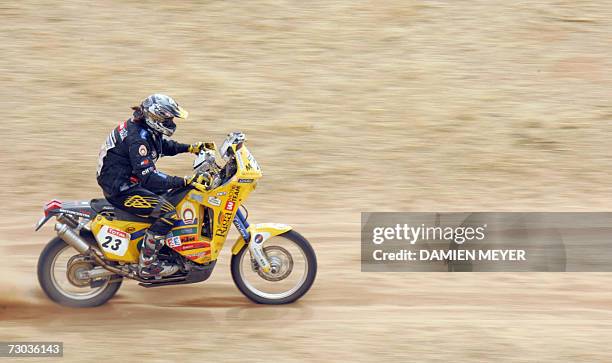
[90,198,115,213]
[90,198,156,223]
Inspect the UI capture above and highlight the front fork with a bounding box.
[233,209,271,273]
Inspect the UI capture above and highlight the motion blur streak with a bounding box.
[1,1,612,362]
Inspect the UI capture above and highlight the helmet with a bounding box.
[140,94,188,136]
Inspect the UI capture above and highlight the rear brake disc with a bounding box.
[66,255,94,287]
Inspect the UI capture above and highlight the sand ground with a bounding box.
[1,1,612,362]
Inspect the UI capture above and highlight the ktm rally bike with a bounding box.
[35,132,317,307]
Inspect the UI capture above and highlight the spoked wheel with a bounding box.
[37,237,122,307]
[231,230,317,304]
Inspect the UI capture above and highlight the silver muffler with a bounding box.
[55,222,91,253]
[54,222,181,282]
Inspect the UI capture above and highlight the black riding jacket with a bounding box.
[97,119,189,196]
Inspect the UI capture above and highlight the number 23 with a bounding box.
[102,236,122,251]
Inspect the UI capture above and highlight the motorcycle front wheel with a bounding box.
[231,230,317,304]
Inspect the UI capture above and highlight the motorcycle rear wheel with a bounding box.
[37,236,122,308]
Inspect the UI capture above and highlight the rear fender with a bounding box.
[35,200,95,231]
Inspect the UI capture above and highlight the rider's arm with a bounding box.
[129,140,186,189]
[161,138,190,157]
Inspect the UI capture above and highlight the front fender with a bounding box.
[231,223,293,255]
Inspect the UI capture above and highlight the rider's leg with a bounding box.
[106,187,180,277]
[138,205,180,277]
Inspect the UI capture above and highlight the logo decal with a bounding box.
[181,202,196,224]
[254,234,264,244]
[108,227,129,239]
[216,185,240,236]
[166,236,182,248]
[124,195,152,208]
[238,178,254,183]
[138,144,148,156]
[172,227,198,236]
[216,212,233,237]
[118,121,128,140]
[208,196,221,206]
[182,209,195,224]
[141,166,154,176]
[177,242,210,251]
[190,194,203,203]
[186,251,208,260]
[180,235,197,243]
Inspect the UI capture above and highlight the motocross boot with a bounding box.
[138,230,175,278]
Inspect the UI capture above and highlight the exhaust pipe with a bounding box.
[53,222,139,281]
[54,222,185,284]
[55,223,90,253]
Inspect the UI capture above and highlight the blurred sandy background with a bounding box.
[1,1,612,362]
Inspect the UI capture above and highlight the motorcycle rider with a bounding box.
[96,94,211,278]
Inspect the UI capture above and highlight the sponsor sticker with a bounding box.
[58,209,92,218]
[216,212,233,237]
[182,209,195,224]
[166,236,182,248]
[180,235,196,243]
[238,178,254,183]
[254,234,264,244]
[190,194,203,203]
[247,153,260,170]
[108,227,128,239]
[216,191,227,196]
[138,144,148,156]
[216,185,241,236]
[186,251,209,260]
[234,218,248,238]
[118,122,128,140]
[208,196,221,207]
[177,242,210,251]
[172,227,198,236]
[98,226,130,256]
[181,202,196,224]
[141,166,154,176]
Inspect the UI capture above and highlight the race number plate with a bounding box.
[97,226,130,256]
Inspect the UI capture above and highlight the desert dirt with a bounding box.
[1,1,612,362]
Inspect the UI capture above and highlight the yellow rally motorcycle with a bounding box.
[35,132,317,307]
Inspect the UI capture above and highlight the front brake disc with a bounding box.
[256,246,293,282]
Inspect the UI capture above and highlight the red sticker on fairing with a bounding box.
[180,235,196,243]
[225,201,235,211]
[176,242,210,251]
[108,227,128,238]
